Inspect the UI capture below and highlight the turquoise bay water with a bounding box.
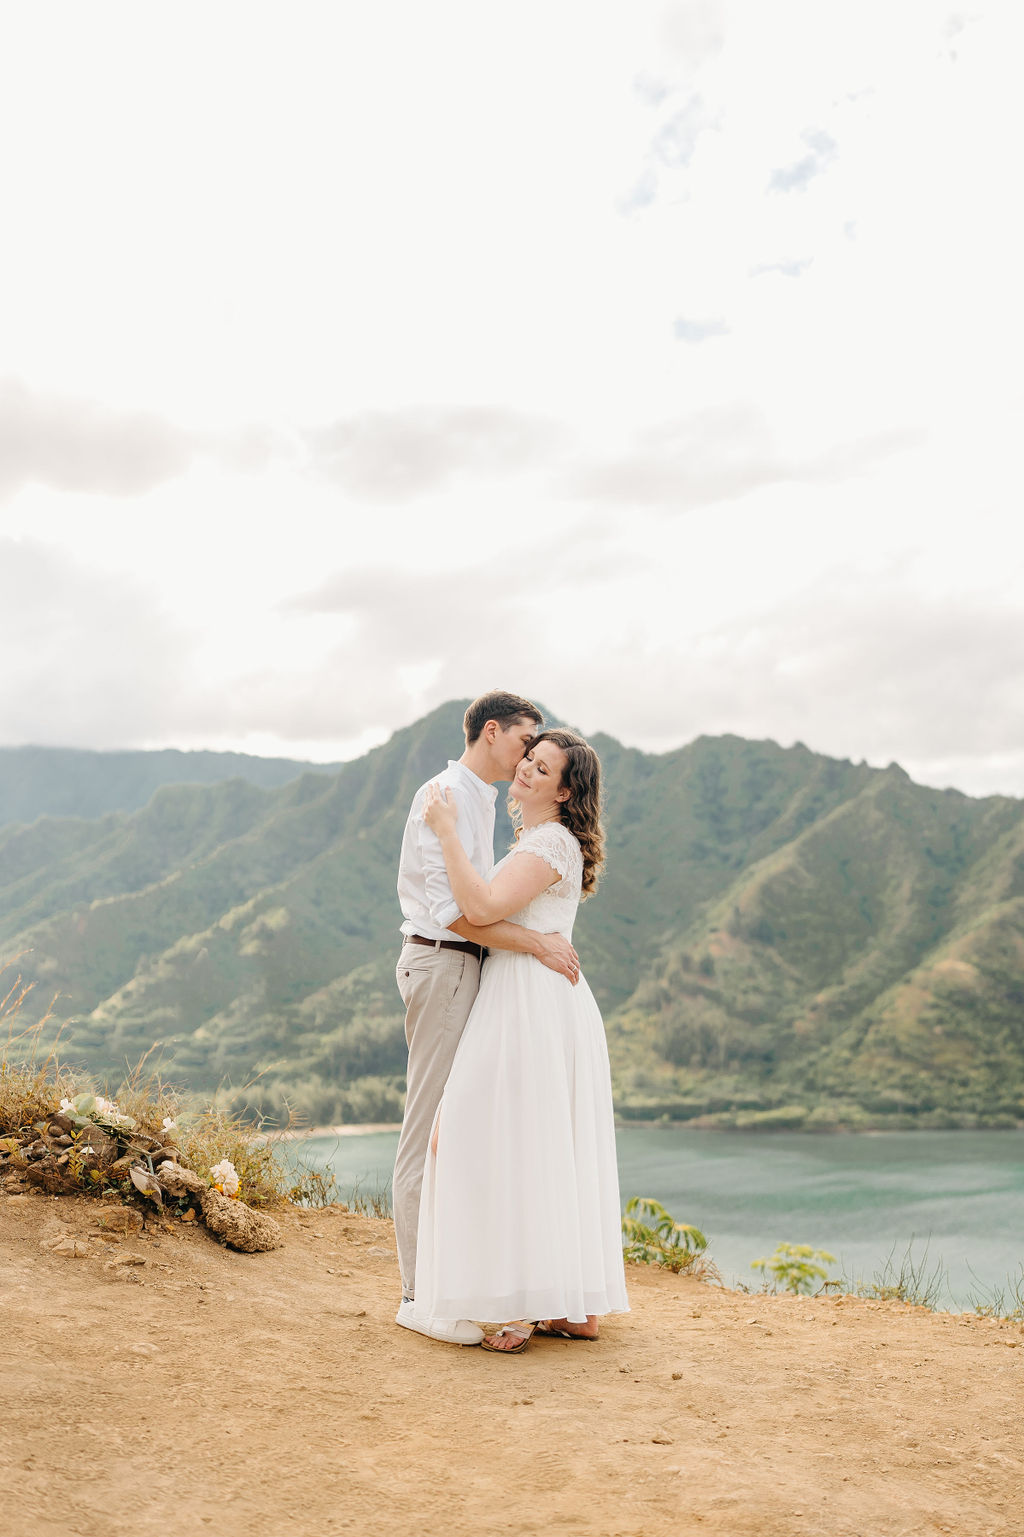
[290,1126,1024,1309]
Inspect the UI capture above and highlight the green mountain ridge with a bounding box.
[3,705,1023,1130]
[0,744,342,828]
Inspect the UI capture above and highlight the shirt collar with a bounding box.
[448,759,499,805]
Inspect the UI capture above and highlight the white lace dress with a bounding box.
[411,822,629,1325]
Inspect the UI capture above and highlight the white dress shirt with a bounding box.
[397,760,498,940]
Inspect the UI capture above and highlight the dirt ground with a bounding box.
[3,1188,1022,1537]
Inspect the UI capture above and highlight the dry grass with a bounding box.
[1,957,291,1208]
[1,958,69,1135]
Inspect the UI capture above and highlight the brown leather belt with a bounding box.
[406,934,486,963]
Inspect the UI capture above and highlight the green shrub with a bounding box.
[752,1242,837,1294]
[621,1196,709,1274]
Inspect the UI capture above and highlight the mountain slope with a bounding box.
[0,744,342,827]
[3,705,1023,1128]
[610,770,1024,1126]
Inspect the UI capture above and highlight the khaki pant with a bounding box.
[393,941,481,1300]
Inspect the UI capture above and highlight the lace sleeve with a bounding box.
[512,822,583,890]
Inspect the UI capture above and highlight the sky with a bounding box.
[1,1,1022,797]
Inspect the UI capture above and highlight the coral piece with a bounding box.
[199,1187,281,1253]
[154,1160,281,1252]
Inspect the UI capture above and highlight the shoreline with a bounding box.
[274,1118,1024,1141]
[264,1122,404,1141]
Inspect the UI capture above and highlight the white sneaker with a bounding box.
[395,1299,484,1346]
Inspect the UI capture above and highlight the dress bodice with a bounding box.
[492,821,583,938]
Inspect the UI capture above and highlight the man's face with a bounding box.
[495,716,539,779]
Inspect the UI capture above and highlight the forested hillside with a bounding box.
[3,703,1023,1129]
[0,745,341,827]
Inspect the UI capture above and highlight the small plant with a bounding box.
[843,1242,947,1309]
[288,1165,341,1208]
[621,1196,708,1274]
[966,1263,1024,1322]
[345,1175,392,1219]
[752,1242,837,1295]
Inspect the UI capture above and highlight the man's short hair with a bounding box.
[463,690,543,745]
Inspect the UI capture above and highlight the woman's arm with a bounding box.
[449,915,579,982]
[422,784,557,925]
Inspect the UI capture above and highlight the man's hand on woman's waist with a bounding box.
[527,930,580,984]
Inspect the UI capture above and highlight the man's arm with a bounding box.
[413,780,578,982]
[449,915,579,983]
[416,789,468,933]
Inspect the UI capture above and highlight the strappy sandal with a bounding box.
[480,1321,537,1354]
[535,1320,598,1341]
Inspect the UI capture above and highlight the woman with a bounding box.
[412,728,629,1352]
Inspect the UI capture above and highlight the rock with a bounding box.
[48,1114,76,1133]
[77,1123,117,1166]
[94,1206,144,1235]
[104,1256,145,1282]
[199,1188,282,1252]
[155,1163,207,1200]
[45,1237,93,1258]
[25,1161,83,1196]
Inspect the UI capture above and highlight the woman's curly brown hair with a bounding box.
[509,728,606,897]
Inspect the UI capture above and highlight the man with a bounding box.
[393,689,580,1345]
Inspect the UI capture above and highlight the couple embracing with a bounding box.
[393,689,629,1354]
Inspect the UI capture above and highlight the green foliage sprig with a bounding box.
[751,1242,837,1294]
[621,1196,708,1273]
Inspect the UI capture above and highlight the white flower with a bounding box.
[89,1094,136,1131]
[161,1117,177,1133]
[209,1159,240,1197]
[59,1097,76,1113]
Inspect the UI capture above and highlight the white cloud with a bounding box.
[767,128,839,194]
[0,539,195,747]
[303,408,564,502]
[0,378,195,500]
[568,408,920,514]
[673,317,730,343]
[0,1,1019,798]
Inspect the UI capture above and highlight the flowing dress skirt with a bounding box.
[412,950,629,1324]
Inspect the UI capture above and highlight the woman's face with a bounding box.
[511,739,570,820]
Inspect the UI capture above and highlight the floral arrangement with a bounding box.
[60,1092,137,1133]
[209,1158,240,1197]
